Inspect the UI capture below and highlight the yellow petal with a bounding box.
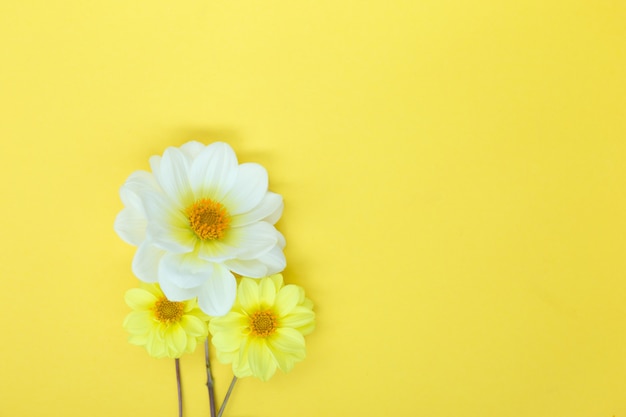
[280,307,315,331]
[216,349,239,368]
[180,315,207,337]
[266,330,305,373]
[146,329,166,358]
[296,320,316,336]
[267,273,284,291]
[270,327,306,357]
[209,312,247,333]
[258,277,276,307]
[128,333,149,346]
[183,298,199,313]
[231,354,252,378]
[301,297,314,310]
[165,323,187,357]
[237,278,260,311]
[247,339,276,381]
[211,328,243,353]
[274,285,301,317]
[233,339,254,378]
[138,282,166,298]
[123,311,152,334]
[185,335,197,353]
[124,288,157,310]
[268,347,296,373]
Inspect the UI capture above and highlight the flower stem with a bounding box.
[205,338,217,417]
[175,359,183,417]
[217,377,237,417]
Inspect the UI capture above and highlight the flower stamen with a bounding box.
[186,198,230,240]
[249,310,278,337]
[153,297,185,323]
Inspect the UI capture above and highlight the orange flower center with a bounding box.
[249,310,278,337]
[186,198,230,240]
[153,297,185,323]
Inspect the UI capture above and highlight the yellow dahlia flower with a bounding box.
[209,274,315,381]
[123,283,210,358]
[114,141,286,316]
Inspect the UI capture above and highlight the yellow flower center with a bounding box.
[249,310,278,337]
[153,297,185,323]
[186,198,231,240]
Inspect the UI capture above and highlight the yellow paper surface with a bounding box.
[1,1,625,416]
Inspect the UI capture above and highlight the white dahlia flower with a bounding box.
[114,141,286,316]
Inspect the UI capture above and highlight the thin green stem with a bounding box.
[175,359,183,417]
[217,377,238,417]
[205,339,217,417]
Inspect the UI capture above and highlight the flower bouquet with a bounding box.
[115,141,315,416]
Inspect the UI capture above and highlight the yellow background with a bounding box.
[1,1,625,416]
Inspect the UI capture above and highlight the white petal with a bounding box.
[223,258,268,277]
[132,241,164,282]
[221,163,268,215]
[159,274,202,302]
[115,171,158,245]
[262,192,284,225]
[148,155,161,178]
[143,191,197,253]
[276,230,286,249]
[259,243,287,274]
[230,192,283,227]
[114,207,147,246]
[154,147,192,204]
[160,252,215,289]
[121,170,160,205]
[189,142,238,201]
[180,141,206,159]
[223,243,286,277]
[197,240,238,262]
[223,222,278,260]
[196,264,237,316]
